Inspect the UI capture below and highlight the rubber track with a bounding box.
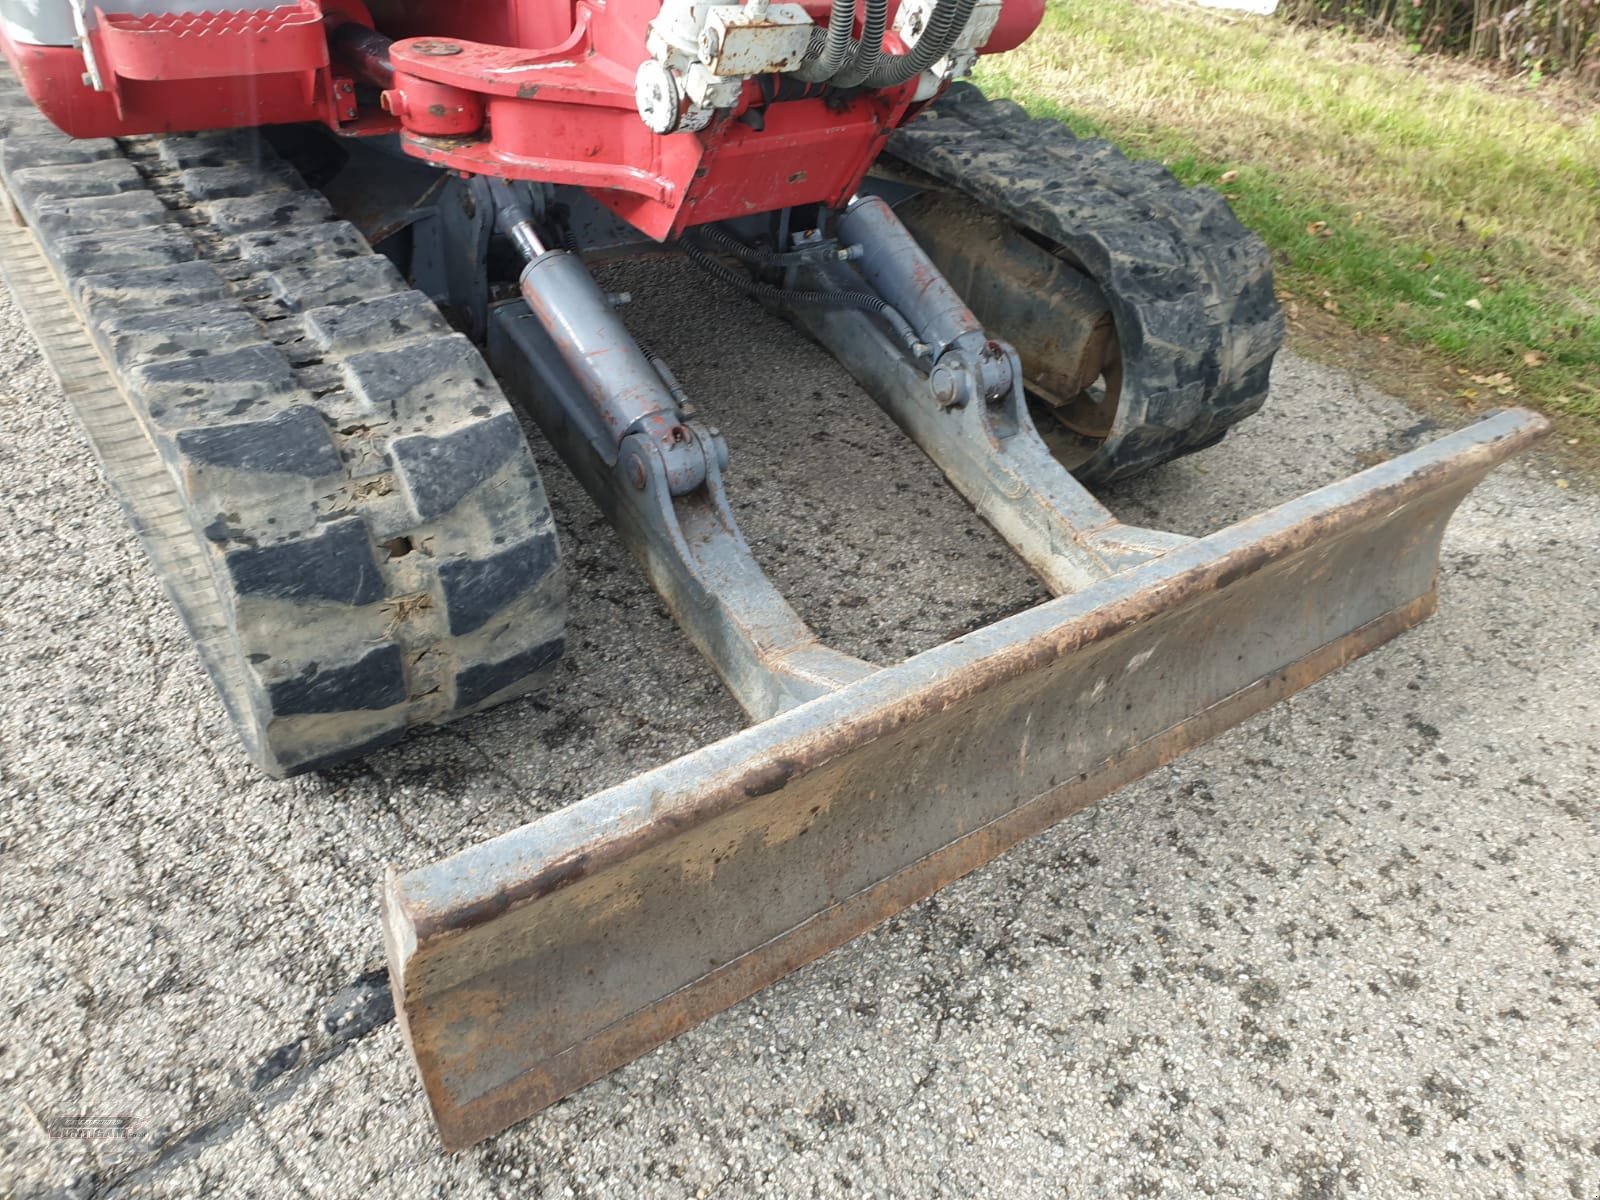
[0,78,565,776]
[886,85,1286,483]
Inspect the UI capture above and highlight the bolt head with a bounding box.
[929,363,960,407]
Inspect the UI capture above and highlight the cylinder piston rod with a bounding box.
[324,12,396,87]
[506,214,710,496]
[840,195,1014,406]
[840,194,984,354]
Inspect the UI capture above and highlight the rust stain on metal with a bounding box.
[404,598,1439,1151]
[430,853,592,934]
[742,757,797,797]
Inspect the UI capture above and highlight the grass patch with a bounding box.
[975,0,1600,424]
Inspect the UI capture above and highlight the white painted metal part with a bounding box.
[699,3,813,77]
[634,58,682,133]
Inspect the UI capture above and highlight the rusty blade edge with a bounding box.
[418,591,1435,1149]
[386,408,1547,945]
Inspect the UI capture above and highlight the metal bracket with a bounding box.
[410,175,496,342]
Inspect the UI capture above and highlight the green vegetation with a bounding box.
[1280,0,1598,90]
[975,0,1600,423]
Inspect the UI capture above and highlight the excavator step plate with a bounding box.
[384,408,1543,1148]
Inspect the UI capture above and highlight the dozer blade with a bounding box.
[385,408,1543,1149]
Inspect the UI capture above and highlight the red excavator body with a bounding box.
[1,0,1041,236]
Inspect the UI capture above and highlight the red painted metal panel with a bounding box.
[90,3,328,81]
[0,40,345,136]
[1,0,1044,239]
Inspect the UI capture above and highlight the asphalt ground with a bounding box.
[1,256,1597,1199]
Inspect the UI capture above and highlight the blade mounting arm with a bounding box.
[488,237,873,721]
[795,194,1190,593]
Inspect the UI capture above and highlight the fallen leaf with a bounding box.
[1218,169,1239,184]
[1523,351,1548,367]
[1322,296,1339,313]
[1556,478,1569,489]
[1465,297,1483,310]
[1378,335,1390,343]
[1460,388,1480,399]
[1307,220,1328,237]
[1350,211,1364,226]
[1224,193,1239,201]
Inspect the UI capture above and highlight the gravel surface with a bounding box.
[1,256,1596,1200]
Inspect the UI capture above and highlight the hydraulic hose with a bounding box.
[828,0,888,87]
[693,222,774,265]
[861,0,978,88]
[795,0,860,83]
[682,237,923,354]
[795,0,978,90]
[630,334,692,409]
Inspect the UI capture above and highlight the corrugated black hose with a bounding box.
[863,0,978,87]
[795,0,977,88]
[796,0,860,83]
[828,0,888,87]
